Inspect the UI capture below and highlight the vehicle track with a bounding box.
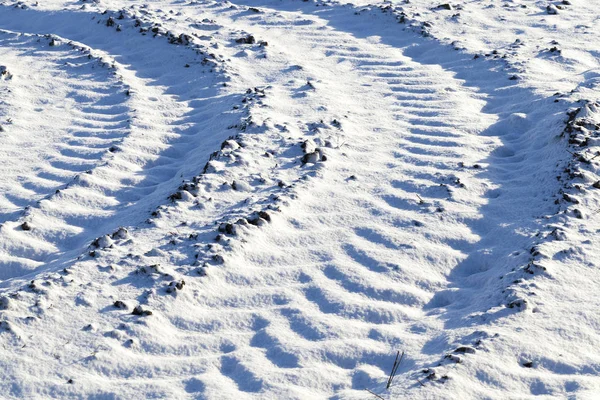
[0,8,238,279]
[0,1,581,398]
[0,31,131,224]
[139,1,568,397]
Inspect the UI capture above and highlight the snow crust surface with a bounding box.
[0,0,600,398]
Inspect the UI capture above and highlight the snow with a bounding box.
[0,0,599,398]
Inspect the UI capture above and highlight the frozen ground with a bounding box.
[0,0,599,398]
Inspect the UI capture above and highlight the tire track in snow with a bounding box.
[84,1,497,397]
[0,1,580,398]
[0,7,238,279]
[0,31,130,224]
[202,6,494,394]
[0,6,321,397]
[140,2,571,397]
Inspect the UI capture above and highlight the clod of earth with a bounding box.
[236,35,256,45]
[132,305,153,316]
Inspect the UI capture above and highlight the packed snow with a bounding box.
[0,0,600,398]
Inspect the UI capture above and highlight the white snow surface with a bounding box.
[0,0,599,398]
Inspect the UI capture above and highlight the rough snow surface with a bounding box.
[0,0,600,398]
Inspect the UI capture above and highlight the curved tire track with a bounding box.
[0,7,237,279]
[141,1,571,397]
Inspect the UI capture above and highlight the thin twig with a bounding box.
[386,350,405,389]
[365,389,385,400]
[386,351,399,389]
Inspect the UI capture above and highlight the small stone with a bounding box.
[302,151,320,165]
[92,235,113,249]
[507,299,527,309]
[169,191,184,202]
[454,346,476,354]
[258,211,271,222]
[562,193,579,204]
[232,180,252,192]
[111,227,129,240]
[221,140,240,150]
[166,280,185,293]
[235,35,256,45]
[131,305,152,316]
[113,300,127,310]
[444,354,461,363]
[0,296,10,310]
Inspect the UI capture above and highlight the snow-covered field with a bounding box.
[0,0,600,398]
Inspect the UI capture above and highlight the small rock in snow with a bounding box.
[93,235,114,249]
[547,4,559,14]
[132,305,153,316]
[232,180,252,192]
